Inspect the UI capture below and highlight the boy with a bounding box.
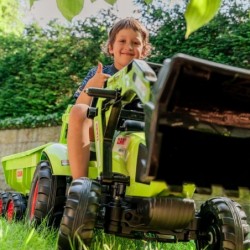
[67,17,152,179]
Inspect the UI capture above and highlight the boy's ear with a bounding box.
[108,44,113,54]
[140,48,147,59]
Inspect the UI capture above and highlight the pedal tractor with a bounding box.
[1,54,250,250]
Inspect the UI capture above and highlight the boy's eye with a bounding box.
[118,39,141,44]
[117,39,142,47]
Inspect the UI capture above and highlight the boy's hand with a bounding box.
[89,62,111,88]
[76,62,110,104]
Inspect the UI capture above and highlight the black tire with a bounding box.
[58,177,101,250]
[0,192,8,216]
[196,197,250,250]
[26,160,67,227]
[5,192,27,221]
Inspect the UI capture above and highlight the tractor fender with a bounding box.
[42,143,71,176]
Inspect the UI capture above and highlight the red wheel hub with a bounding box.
[30,181,39,219]
[0,199,3,215]
[6,200,14,221]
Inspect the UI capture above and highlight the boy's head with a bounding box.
[103,17,151,59]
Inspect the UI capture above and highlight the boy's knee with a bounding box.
[70,104,88,121]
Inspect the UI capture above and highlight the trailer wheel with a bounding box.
[196,197,250,250]
[0,192,8,216]
[26,160,67,227]
[5,192,27,221]
[58,177,101,250]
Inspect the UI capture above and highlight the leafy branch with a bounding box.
[29,0,221,38]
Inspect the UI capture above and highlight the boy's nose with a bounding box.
[126,43,133,50]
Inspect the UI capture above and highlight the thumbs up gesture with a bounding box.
[76,62,111,104]
[89,62,111,89]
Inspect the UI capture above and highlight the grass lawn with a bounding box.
[0,217,196,250]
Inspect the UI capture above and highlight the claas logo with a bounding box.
[117,137,126,145]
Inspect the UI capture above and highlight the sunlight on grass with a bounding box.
[25,227,35,245]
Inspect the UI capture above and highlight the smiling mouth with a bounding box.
[122,53,134,56]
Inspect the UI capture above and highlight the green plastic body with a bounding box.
[1,60,196,198]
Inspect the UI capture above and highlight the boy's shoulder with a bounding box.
[103,64,117,75]
[89,64,117,75]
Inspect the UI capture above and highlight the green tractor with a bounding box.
[1,54,250,249]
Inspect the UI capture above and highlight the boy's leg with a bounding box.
[67,104,92,179]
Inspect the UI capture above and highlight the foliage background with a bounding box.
[0,0,249,129]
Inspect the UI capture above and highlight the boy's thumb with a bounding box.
[97,62,103,73]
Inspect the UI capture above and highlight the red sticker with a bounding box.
[16,169,23,178]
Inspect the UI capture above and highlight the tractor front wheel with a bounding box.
[58,177,101,250]
[196,197,250,250]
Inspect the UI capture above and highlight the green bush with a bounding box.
[0,112,62,129]
[0,4,249,130]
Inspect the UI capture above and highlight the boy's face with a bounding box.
[109,28,145,70]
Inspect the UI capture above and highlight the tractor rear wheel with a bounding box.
[26,160,67,227]
[58,177,101,250]
[196,197,250,250]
